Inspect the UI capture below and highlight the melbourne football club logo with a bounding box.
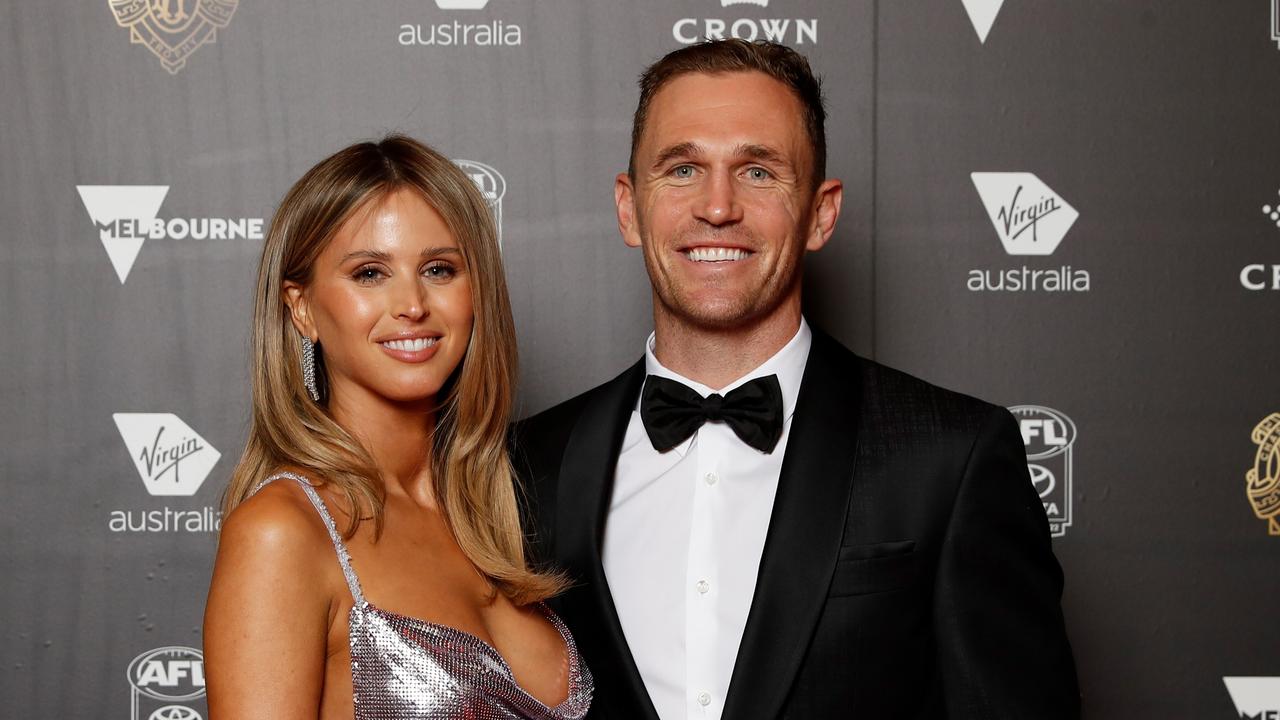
[1010,405,1076,538]
[127,646,206,720]
[113,413,220,497]
[108,0,239,74]
[1224,677,1280,719]
[960,0,1006,44]
[1246,414,1280,536]
[454,160,506,248]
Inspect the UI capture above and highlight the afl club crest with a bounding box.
[109,0,239,74]
[1246,413,1280,536]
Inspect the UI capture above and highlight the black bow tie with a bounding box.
[640,374,784,454]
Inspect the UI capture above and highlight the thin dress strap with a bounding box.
[250,471,367,606]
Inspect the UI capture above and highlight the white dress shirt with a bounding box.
[601,319,812,720]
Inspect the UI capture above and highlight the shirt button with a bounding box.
[704,472,718,486]
[697,692,712,707]
[695,580,710,594]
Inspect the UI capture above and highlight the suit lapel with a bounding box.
[720,331,863,720]
[555,360,660,720]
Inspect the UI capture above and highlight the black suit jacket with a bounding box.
[512,330,1080,719]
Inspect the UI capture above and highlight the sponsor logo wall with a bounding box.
[2,1,1276,718]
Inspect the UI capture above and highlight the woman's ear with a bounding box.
[282,281,316,340]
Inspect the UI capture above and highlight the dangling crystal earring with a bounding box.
[300,336,320,402]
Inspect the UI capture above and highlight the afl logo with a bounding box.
[1010,405,1077,538]
[454,159,506,248]
[1012,405,1076,460]
[127,646,206,701]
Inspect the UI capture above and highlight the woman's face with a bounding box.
[286,187,474,409]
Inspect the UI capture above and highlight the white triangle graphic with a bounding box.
[76,185,169,283]
[113,413,221,497]
[960,0,1005,44]
[1223,677,1280,718]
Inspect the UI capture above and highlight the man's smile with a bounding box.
[683,246,755,262]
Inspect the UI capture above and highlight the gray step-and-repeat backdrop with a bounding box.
[2,1,1278,718]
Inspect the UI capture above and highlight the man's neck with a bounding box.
[652,304,803,391]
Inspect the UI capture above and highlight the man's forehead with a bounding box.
[645,71,805,135]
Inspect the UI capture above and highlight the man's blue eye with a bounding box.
[673,165,694,178]
[748,167,770,180]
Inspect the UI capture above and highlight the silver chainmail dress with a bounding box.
[253,472,594,719]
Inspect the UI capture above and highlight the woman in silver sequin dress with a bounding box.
[203,136,592,719]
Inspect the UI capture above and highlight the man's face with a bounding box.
[617,70,841,332]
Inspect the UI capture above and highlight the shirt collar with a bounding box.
[639,317,812,424]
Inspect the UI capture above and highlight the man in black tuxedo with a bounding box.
[513,39,1079,719]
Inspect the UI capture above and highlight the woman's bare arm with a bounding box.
[204,484,334,719]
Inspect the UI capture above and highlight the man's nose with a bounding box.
[693,170,743,226]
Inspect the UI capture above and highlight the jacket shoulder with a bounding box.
[811,332,1006,442]
[511,362,640,479]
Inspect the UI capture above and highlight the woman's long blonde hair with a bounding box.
[223,135,563,604]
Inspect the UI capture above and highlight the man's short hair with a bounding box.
[629,39,827,187]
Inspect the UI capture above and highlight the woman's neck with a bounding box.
[327,384,439,508]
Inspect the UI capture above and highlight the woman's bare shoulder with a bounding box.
[218,471,337,567]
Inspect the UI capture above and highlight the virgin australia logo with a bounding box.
[400,0,523,46]
[972,173,1077,255]
[674,0,818,46]
[113,413,220,497]
[960,0,1006,44]
[969,173,1089,293]
[108,0,239,74]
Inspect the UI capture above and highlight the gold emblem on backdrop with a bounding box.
[109,0,239,74]
[1247,413,1280,535]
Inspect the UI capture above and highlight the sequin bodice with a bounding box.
[253,472,593,719]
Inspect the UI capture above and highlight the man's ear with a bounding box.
[615,172,643,248]
[282,281,316,340]
[805,178,843,252]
